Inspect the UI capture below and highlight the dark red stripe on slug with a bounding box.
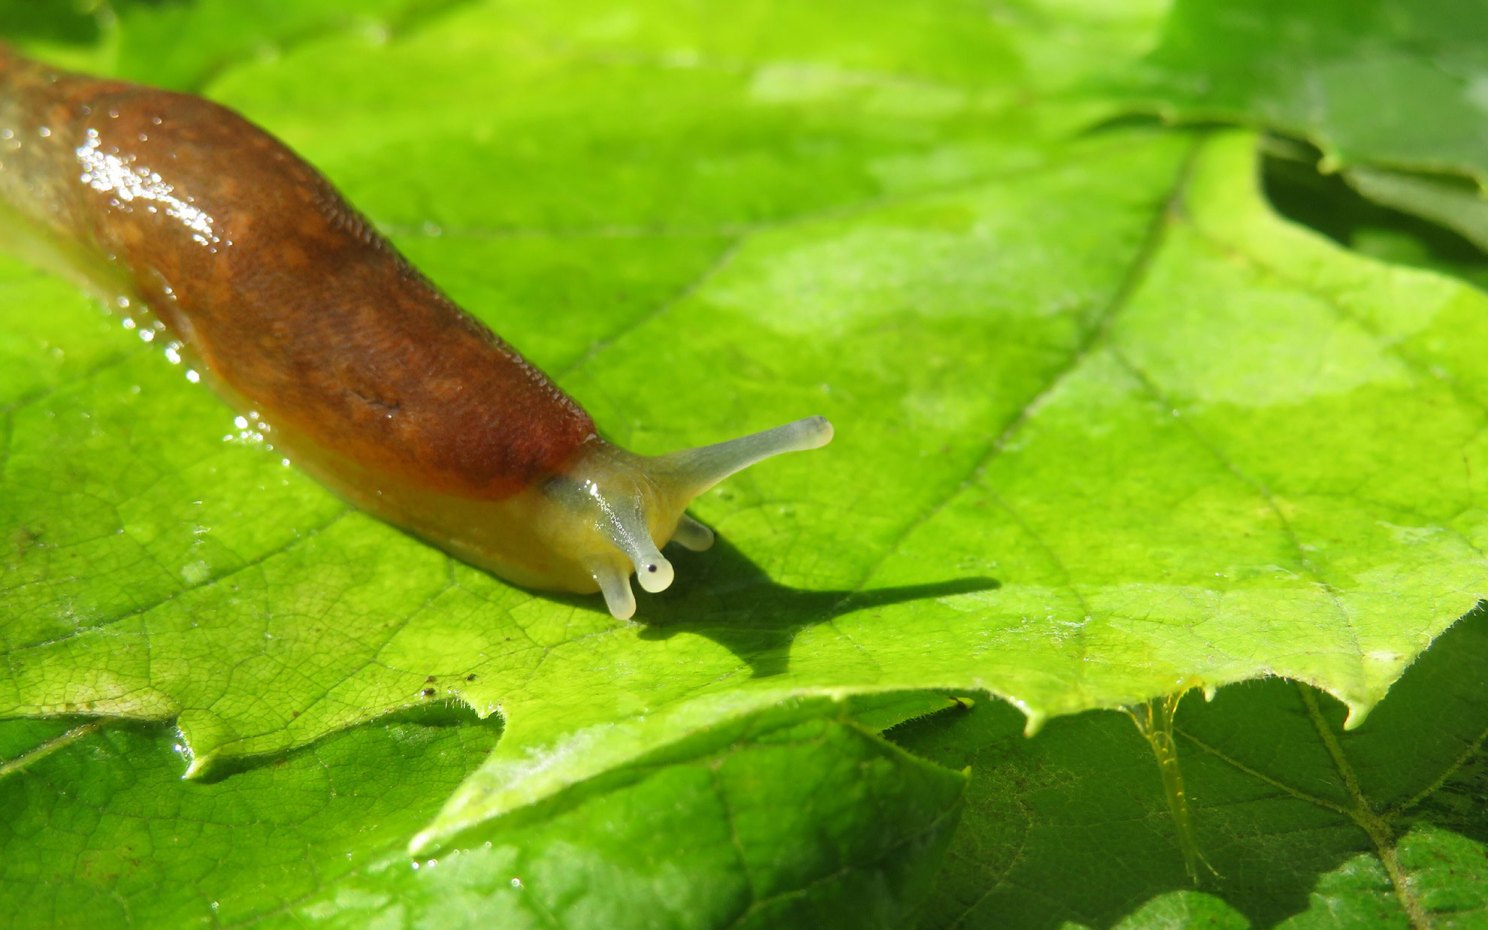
[0,46,595,499]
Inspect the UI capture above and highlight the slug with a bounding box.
[0,47,832,620]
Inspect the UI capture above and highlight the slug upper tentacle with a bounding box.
[0,46,833,619]
[544,416,834,618]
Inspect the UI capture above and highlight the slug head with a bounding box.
[539,415,833,619]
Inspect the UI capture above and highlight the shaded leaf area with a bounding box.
[1261,145,1488,292]
[891,604,1488,929]
[108,0,476,92]
[0,709,501,928]
[1111,0,1488,183]
[1107,0,1488,256]
[0,0,455,83]
[0,698,963,930]
[0,2,103,49]
[1339,169,1488,257]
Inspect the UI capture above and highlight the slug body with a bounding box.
[0,48,832,619]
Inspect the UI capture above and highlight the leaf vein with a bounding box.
[823,137,1205,711]
[8,509,350,657]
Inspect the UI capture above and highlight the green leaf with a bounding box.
[4,0,1488,854]
[1112,0,1488,183]
[5,1,1488,923]
[1340,168,1488,254]
[0,699,963,928]
[0,710,501,927]
[1108,0,1488,254]
[1258,140,1488,292]
[109,0,469,91]
[891,604,1488,929]
[1112,892,1250,930]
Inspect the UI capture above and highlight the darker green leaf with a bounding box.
[893,604,1488,928]
[0,700,962,929]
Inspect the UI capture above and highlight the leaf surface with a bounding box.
[3,0,1488,921]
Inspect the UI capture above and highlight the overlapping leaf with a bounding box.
[1112,0,1488,183]
[1111,0,1488,260]
[893,606,1488,929]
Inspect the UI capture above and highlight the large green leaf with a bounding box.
[893,605,1488,929]
[2,1,1195,786]
[3,0,1488,924]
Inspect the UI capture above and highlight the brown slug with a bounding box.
[0,46,832,619]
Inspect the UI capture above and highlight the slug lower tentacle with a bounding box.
[0,46,832,620]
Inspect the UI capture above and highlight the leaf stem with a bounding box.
[1125,691,1214,885]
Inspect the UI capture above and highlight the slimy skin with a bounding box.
[0,47,832,619]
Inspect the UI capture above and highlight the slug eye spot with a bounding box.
[633,555,674,594]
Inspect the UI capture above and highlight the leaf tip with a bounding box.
[1341,699,1374,731]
